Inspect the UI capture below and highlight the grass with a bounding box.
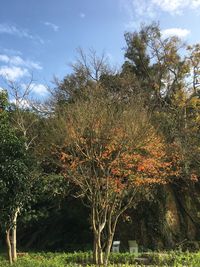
[1,251,200,266]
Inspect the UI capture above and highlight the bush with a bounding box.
[1,251,200,266]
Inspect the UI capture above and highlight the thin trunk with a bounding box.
[104,236,113,266]
[97,231,103,265]
[104,215,119,266]
[6,229,12,265]
[92,205,98,265]
[93,235,98,264]
[11,208,19,262]
[93,231,103,265]
[97,247,103,266]
[184,106,187,129]
[183,106,189,174]
[11,227,17,262]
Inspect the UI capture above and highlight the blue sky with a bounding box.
[0,0,200,98]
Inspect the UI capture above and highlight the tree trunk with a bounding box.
[93,231,103,265]
[104,235,113,266]
[6,229,12,265]
[97,248,103,265]
[11,208,19,262]
[104,215,118,266]
[97,236,103,266]
[11,227,17,262]
[93,235,98,264]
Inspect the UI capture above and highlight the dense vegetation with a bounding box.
[1,251,200,266]
[0,23,200,265]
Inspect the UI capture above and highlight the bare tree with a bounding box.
[72,47,109,82]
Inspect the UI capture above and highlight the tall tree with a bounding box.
[122,23,200,246]
[0,90,35,264]
[51,87,175,265]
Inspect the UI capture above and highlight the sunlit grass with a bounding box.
[1,251,200,266]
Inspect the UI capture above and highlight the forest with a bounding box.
[0,23,200,266]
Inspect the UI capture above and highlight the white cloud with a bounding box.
[80,13,86,18]
[121,0,200,27]
[152,0,200,14]
[44,22,59,32]
[161,28,191,38]
[0,23,44,44]
[120,0,156,29]
[0,24,23,36]
[0,55,9,63]
[27,61,42,70]
[0,54,42,70]
[2,48,22,56]
[28,83,48,95]
[0,66,29,81]
[10,98,31,109]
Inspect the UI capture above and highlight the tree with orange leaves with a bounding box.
[55,87,176,265]
[56,88,173,265]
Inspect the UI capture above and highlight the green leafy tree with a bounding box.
[0,90,34,264]
[121,23,200,246]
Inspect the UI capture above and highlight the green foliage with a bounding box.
[0,91,34,230]
[1,251,200,266]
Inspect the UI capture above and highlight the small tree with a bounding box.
[54,88,174,265]
[0,90,34,264]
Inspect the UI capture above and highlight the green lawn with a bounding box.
[1,251,200,266]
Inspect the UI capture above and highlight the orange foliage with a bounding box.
[190,173,199,182]
[58,125,181,193]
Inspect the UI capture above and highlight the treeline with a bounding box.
[0,23,200,265]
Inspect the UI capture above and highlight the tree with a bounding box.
[0,79,44,260]
[0,90,34,264]
[50,47,110,112]
[123,23,188,109]
[123,23,200,176]
[121,23,200,246]
[52,87,175,265]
